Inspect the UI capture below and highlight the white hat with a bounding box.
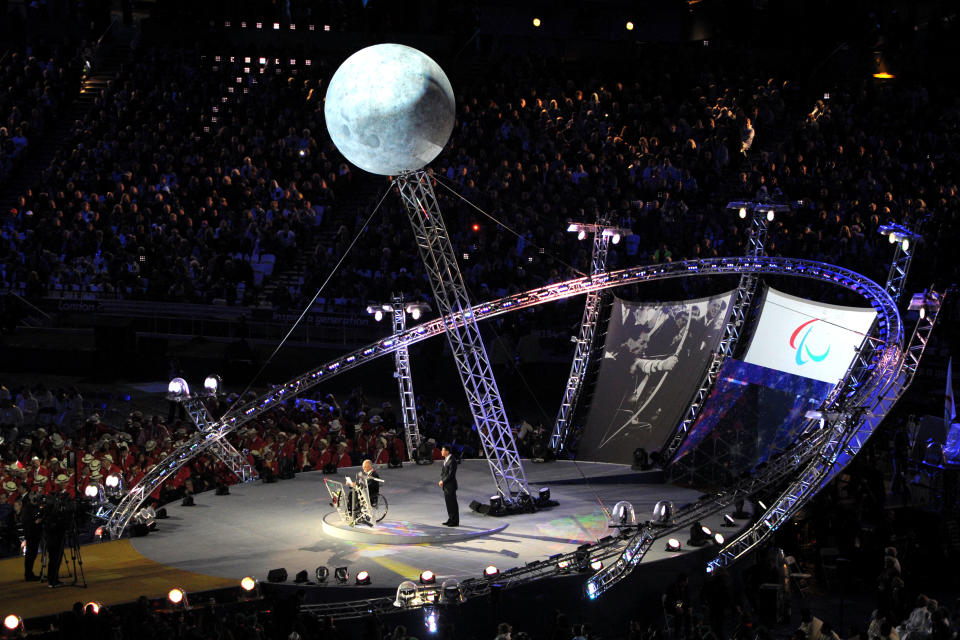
[89,460,102,470]
[145,440,157,452]
[2,481,16,492]
[50,434,65,448]
[34,474,48,484]
[55,473,69,484]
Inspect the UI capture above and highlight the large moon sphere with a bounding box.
[324,44,455,176]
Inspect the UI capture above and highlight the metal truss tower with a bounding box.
[662,202,788,473]
[106,256,891,538]
[394,170,530,503]
[549,217,625,455]
[391,295,423,461]
[106,394,256,538]
[705,293,940,572]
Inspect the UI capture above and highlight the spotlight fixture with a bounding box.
[688,522,711,547]
[612,501,637,527]
[557,559,572,571]
[586,581,598,599]
[3,614,23,632]
[713,532,725,545]
[374,310,383,322]
[334,567,349,584]
[105,474,120,489]
[538,487,551,503]
[723,514,736,527]
[203,375,221,395]
[419,570,436,585]
[666,538,682,552]
[908,290,941,320]
[483,565,499,578]
[489,495,503,515]
[652,500,674,526]
[757,500,768,511]
[589,558,603,571]
[167,377,190,398]
[84,484,99,499]
[393,581,418,608]
[766,210,775,221]
[355,570,371,585]
[532,17,541,27]
[240,576,256,592]
[84,601,102,615]
[577,229,587,241]
[739,207,747,219]
[625,21,634,31]
[167,588,187,606]
[315,566,329,583]
[441,579,463,604]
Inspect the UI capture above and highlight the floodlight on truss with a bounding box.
[908,290,941,320]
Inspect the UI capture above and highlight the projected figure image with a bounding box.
[598,304,694,449]
[577,293,734,465]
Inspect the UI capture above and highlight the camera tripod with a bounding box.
[39,517,86,588]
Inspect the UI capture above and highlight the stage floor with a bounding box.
[130,460,708,587]
[2,461,747,621]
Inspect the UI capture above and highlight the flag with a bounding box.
[946,357,956,426]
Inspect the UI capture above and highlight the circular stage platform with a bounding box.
[320,512,509,544]
[127,460,719,588]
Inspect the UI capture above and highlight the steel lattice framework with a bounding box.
[585,259,907,598]
[394,170,531,502]
[662,203,781,470]
[703,295,940,573]
[390,295,423,461]
[105,256,905,539]
[550,221,612,454]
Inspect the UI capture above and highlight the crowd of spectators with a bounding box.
[0,40,83,185]
[1,45,353,306]
[0,376,531,554]
[1,26,958,322]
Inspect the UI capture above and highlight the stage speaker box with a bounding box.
[215,484,230,495]
[267,568,288,583]
[156,508,168,519]
[469,500,490,515]
[293,570,309,584]
[131,523,150,537]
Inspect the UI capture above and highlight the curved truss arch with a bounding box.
[107,256,901,539]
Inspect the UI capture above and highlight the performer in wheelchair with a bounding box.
[345,459,382,517]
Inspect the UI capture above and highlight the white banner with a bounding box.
[743,287,877,384]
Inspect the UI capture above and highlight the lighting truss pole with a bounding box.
[394,170,531,503]
[879,222,922,304]
[180,397,259,482]
[550,217,631,455]
[367,295,429,461]
[661,201,789,466]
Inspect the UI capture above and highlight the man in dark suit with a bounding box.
[438,445,458,526]
[21,492,42,581]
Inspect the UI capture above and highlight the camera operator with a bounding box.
[43,487,73,588]
[22,490,43,581]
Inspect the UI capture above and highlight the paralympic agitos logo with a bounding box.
[789,319,830,366]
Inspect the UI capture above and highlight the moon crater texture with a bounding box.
[324,44,455,175]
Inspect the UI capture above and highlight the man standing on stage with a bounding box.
[438,445,459,526]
